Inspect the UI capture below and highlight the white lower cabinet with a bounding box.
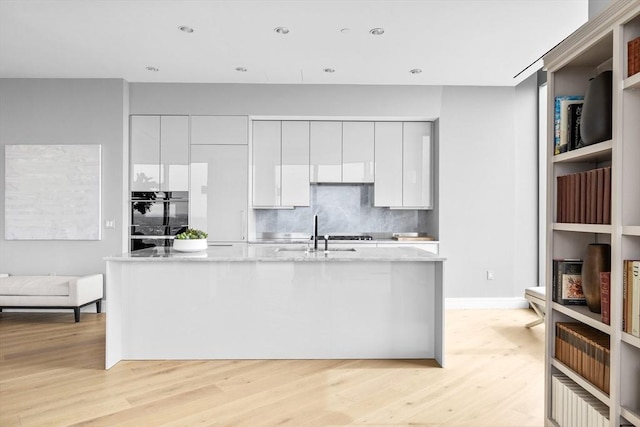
[190,145,248,241]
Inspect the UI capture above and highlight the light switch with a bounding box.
[105,219,116,229]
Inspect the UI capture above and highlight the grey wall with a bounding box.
[0,78,128,276]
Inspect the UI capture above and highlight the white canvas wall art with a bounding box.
[5,145,102,240]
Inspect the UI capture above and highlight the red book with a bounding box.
[590,169,598,224]
[603,167,611,224]
[580,171,587,223]
[600,272,611,325]
[596,168,604,224]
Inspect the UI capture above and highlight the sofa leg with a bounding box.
[96,300,102,313]
[74,307,80,323]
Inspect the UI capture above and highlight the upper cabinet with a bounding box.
[252,120,310,207]
[342,121,374,183]
[190,116,248,145]
[281,121,310,207]
[309,121,375,184]
[310,121,342,183]
[130,115,189,192]
[373,122,403,207]
[402,122,432,208]
[374,121,433,209]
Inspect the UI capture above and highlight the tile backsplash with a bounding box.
[254,184,430,235]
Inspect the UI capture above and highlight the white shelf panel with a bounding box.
[552,303,612,334]
[552,140,612,163]
[622,332,640,350]
[551,358,611,406]
[623,72,640,90]
[622,226,640,237]
[553,223,612,234]
[621,406,640,427]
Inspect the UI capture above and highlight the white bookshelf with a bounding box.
[544,2,640,426]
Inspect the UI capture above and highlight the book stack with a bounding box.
[556,166,611,224]
[552,259,585,306]
[629,37,640,78]
[555,322,610,393]
[554,95,584,155]
[551,374,609,427]
[623,260,640,337]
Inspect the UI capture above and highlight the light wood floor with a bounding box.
[0,309,545,427]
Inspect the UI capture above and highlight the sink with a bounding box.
[275,247,357,253]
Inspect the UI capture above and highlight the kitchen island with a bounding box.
[104,245,446,369]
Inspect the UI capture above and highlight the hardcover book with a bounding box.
[553,259,585,305]
[554,95,584,155]
[600,272,610,325]
[566,102,583,151]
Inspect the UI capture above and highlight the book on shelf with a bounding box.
[556,167,611,224]
[554,95,584,155]
[555,322,610,393]
[552,374,609,427]
[553,259,585,305]
[629,36,640,78]
[600,272,610,325]
[566,102,584,151]
[623,260,640,337]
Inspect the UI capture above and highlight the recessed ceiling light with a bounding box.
[178,26,194,33]
[369,28,385,36]
[235,67,247,72]
[340,28,351,34]
[145,66,159,72]
[410,68,422,74]
[274,27,290,34]
[324,68,335,73]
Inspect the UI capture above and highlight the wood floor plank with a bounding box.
[0,309,544,426]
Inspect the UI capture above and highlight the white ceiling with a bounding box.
[0,0,589,86]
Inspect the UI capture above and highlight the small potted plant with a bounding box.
[173,228,208,252]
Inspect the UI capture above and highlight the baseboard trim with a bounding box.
[445,297,530,310]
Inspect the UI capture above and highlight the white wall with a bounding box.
[0,78,128,277]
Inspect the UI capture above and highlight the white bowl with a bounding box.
[173,239,208,252]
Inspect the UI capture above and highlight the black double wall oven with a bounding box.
[130,191,188,251]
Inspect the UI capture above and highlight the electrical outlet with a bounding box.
[105,219,116,229]
[486,270,494,280]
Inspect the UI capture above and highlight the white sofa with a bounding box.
[0,274,103,322]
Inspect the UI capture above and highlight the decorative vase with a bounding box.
[580,70,612,146]
[172,239,208,253]
[581,243,611,313]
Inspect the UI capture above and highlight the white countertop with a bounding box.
[105,245,446,262]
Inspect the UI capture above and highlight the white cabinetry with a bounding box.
[190,145,248,241]
[190,116,248,145]
[281,121,310,206]
[310,121,342,183]
[374,121,433,209]
[374,122,403,207]
[376,242,439,255]
[342,121,374,183]
[403,122,432,208]
[130,115,189,192]
[252,120,310,207]
[252,121,281,207]
[543,3,640,427]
